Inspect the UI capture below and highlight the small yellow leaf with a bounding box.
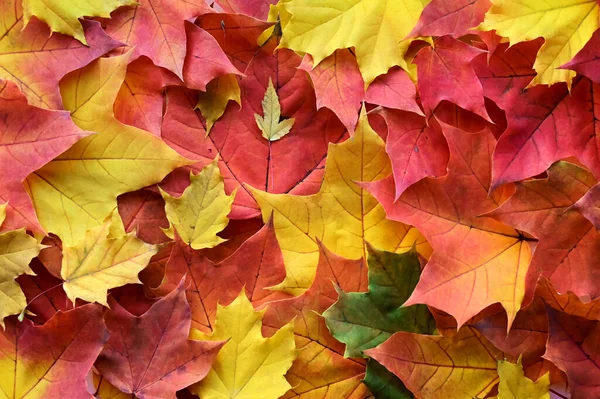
[189,289,296,399]
[196,74,241,134]
[254,77,295,141]
[497,357,550,399]
[480,0,599,87]
[61,212,158,306]
[22,0,137,44]
[0,228,42,326]
[160,157,236,250]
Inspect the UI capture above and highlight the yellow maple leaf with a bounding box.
[480,0,599,87]
[189,289,296,399]
[160,157,236,250]
[277,0,429,85]
[197,74,241,134]
[61,211,158,306]
[254,77,295,141]
[22,0,137,44]
[26,50,192,246]
[248,108,430,294]
[497,357,550,399]
[0,204,42,327]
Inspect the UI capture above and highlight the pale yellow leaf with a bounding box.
[480,0,599,87]
[22,0,137,44]
[254,77,295,141]
[61,212,158,306]
[189,289,296,399]
[160,157,236,250]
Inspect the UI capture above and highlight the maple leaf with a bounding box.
[249,108,430,293]
[277,0,429,85]
[382,109,449,200]
[497,357,550,399]
[572,182,600,230]
[96,279,224,399]
[473,298,548,367]
[182,21,241,93]
[323,246,436,358]
[536,276,600,321]
[488,161,600,299]
[160,158,236,250]
[160,13,346,219]
[364,67,422,115]
[367,121,531,327]
[117,188,171,245]
[22,0,136,44]
[215,0,277,19]
[103,0,209,79]
[544,308,600,399]
[26,51,192,246]
[479,0,599,87]
[196,74,241,133]
[300,51,422,133]
[0,205,43,326]
[408,0,491,38]
[254,77,296,141]
[93,375,133,399]
[299,50,363,133]
[365,327,507,399]
[61,212,158,306]
[259,244,371,399]
[363,359,412,399]
[151,218,289,332]
[0,0,121,109]
[561,29,600,84]
[414,36,489,120]
[0,80,91,233]
[114,57,181,137]
[189,289,296,399]
[0,304,108,399]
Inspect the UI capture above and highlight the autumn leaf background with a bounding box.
[3,0,600,397]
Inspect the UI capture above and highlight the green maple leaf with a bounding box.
[364,359,413,399]
[323,245,436,358]
[254,77,295,141]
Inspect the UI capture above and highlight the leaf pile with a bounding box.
[2,0,600,398]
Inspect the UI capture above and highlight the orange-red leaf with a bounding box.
[368,121,531,327]
[365,327,506,399]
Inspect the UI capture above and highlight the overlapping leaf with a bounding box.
[26,51,191,246]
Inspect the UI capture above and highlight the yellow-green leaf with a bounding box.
[160,157,236,250]
[278,0,429,85]
[254,77,295,141]
[248,108,430,294]
[189,289,296,399]
[61,212,158,306]
[22,0,137,44]
[497,357,550,399]
[196,74,241,134]
[26,50,192,246]
[480,0,599,87]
